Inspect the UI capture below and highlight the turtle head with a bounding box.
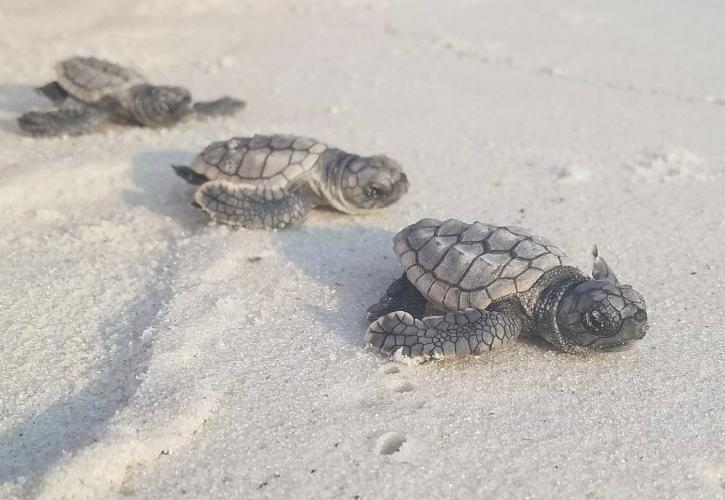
[336,155,409,213]
[554,280,648,353]
[129,84,193,127]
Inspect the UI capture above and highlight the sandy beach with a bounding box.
[1,1,723,498]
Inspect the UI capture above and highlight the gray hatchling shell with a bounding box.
[190,134,329,189]
[56,57,147,103]
[394,218,569,311]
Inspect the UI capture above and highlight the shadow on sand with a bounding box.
[0,253,178,494]
[272,222,399,347]
[0,83,48,134]
[123,149,209,231]
[0,83,46,113]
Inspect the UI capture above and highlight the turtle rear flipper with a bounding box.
[195,180,311,229]
[35,81,70,104]
[365,308,523,359]
[172,165,209,186]
[18,107,110,137]
[192,97,246,118]
[366,274,428,323]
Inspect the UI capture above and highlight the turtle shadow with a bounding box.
[272,222,399,347]
[0,254,177,494]
[516,335,561,353]
[123,149,209,231]
[0,83,46,113]
[0,83,47,133]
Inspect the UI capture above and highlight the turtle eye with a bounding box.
[583,309,605,333]
[364,183,385,199]
[634,310,647,322]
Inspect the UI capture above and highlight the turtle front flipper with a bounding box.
[18,107,110,137]
[195,180,311,229]
[591,244,620,285]
[365,308,523,360]
[192,97,246,118]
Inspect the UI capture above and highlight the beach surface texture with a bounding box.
[1,1,723,498]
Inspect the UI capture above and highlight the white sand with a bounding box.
[1,1,724,498]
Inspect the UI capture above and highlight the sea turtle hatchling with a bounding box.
[172,134,409,229]
[366,218,648,358]
[18,56,245,137]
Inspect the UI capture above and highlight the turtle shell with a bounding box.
[56,57,147,103]
[190,134,329,189]
[393,218,569,311]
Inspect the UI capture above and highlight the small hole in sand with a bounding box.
[380,363,400,374]
[389,380,413,393]
[375,432,406,455]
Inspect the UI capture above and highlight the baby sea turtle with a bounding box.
[366,218,648,358]
[18,57,245,137]
[172,134,409,229]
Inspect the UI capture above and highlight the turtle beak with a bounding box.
[621,318,648,340]
[390,172,409,198]
[398,173,410,194]
[587,318,649,350]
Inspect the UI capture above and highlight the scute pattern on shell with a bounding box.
[394,218,568,311]
[56,57,146,103]
[190,134,329,189]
